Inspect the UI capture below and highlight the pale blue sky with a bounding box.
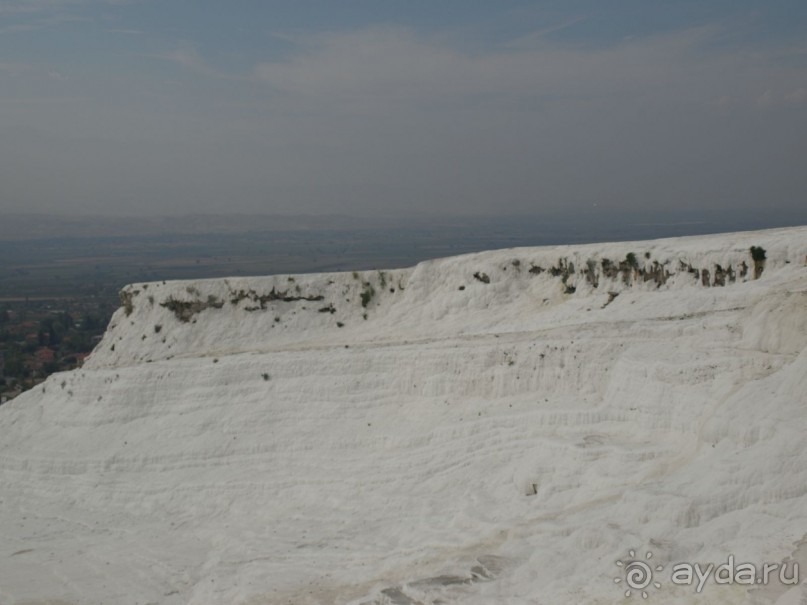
[1,1,806,217]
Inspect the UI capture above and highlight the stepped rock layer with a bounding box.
[1,226,806,604]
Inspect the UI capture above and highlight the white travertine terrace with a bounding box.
[1,226,806,604]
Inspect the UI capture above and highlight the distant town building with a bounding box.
[32,348,56,372]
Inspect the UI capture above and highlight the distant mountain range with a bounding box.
[2,207,806,242]
[0,213,397,240]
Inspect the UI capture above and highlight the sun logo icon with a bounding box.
[614,549,664,598]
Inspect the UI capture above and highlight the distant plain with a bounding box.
[2,209,805,301]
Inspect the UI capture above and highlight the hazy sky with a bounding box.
[1,1,806,218]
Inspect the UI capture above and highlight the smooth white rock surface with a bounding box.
[1,226,806,604]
